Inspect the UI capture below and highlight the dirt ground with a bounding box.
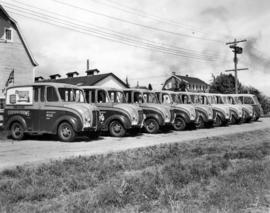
[0,118,269,171]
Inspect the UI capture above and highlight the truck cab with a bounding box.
[226,94,254,123]
[4,83,101,142]
[177,92,214,128]
[155,90,197,130]
[211,93,243,124]
[82,86,144,137]
[234,94,263,121]
[124,89,174,133]
[190,93,231,127]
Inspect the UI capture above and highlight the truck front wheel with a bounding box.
[144,118,159,134]
[173,116,186,131]
[58,122,76,142]
[109,120,126,137]
[10,122,25,140]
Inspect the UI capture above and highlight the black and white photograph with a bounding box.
[0,0,270,212]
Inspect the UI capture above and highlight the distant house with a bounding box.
[42,69,128,89]
[0,5,38,104]
[162,72,209,92]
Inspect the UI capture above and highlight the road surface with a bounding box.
[0,118,269,171]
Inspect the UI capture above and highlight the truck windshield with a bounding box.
[108,90,126,103]
[143,92,159,104]
[171,94,182,104]
[58,88,85,103]
[221,96,230,104]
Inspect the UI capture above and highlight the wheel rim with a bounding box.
[13,124,23,137]
[61,125,72,139]
[146,121,156,131]
[174,118,185,130]
[112,122,122,134]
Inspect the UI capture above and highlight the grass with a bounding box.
[0,129,270,213]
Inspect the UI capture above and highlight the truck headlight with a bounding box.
[208,111,213,119]
[84,114,91,127]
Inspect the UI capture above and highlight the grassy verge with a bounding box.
[0,129,270,213]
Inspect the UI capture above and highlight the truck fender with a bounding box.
[145,113,164,126]
[213,109,225,122]
[103,115,131,131]
[53,115,82,134]
[5,115,27,131]
[196,109,208,122]
[174,111,190,124]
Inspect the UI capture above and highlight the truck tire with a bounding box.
[144,118,159,134]
[213,115,222,127]
[58,122,76,142]
[109,120,126,137]
[10,122,25,140]
[195,116,205,129]
[172,116,186,131]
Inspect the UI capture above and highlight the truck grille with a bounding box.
[170,109,174,123]
[92,110,99,127]
[138,110,144,124]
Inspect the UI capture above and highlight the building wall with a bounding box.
[95,75,126,89]
[0,12,35,98]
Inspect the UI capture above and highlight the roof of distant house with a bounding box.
[43,73,128,87]
[0,4,38,66]
[175,75,208,85]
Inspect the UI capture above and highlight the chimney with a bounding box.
[66,71,79,78]
[186,74,189,77]
[85,69,100,76]
[87,59,90,70]
[172,71,176,75]
[49,74,61,80]
[35,76,44,82]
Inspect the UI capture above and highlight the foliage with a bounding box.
[1,129,270,212]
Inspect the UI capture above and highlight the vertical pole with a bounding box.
[233,39,238,94]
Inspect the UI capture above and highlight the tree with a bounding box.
[210,73,270,114]
[178,81,187,91]
[209,73,241,94]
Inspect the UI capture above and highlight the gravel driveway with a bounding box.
[0,118,269,171]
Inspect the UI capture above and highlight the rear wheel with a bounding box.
[10,122,25,140]
[172,116,186,131]
[195,116,205,129]
[230,114,237,125]
[144,118,159,134]
[58,122,76,142]
[213,115,222,127]
[109,120,126,137]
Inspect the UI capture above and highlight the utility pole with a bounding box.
[225,39,248,94]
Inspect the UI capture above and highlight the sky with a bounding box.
[1,0,270,95]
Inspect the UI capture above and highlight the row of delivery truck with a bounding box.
[2,82,263,141]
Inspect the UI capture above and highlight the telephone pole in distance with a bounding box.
[225,38,248,94]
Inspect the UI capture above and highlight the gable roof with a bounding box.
[0,4,38,66]
[42,73,128,88]
[175,75,208,85]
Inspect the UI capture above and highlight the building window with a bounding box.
[5,28,12,41]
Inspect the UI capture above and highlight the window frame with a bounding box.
[4,28,13,42]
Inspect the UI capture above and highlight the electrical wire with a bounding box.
[51,0,225,43]
[2,2,220,61]
[9,0,219,59]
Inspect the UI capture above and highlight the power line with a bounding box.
[93,0,231,38]
[51,0,225,43]
[2,2,219,61]
[9,0,219,59]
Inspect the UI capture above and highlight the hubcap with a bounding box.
[175,119,184,128]
[113,123,121,133]
[62,126,71,138]
[14,125,22,136]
